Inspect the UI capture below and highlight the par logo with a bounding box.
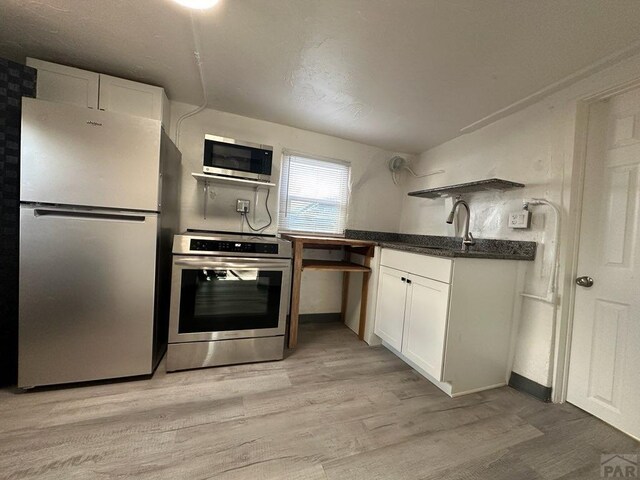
[601,454,638,478]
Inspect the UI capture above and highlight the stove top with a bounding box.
[173,230,292,258]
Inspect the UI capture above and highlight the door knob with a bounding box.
[576,276,594,288]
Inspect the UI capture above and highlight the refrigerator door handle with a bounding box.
[33,208,147,223]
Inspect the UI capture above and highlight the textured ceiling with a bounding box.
[2,0,640,153]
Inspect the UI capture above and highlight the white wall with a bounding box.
[169,102,407,314]
[399,51,640,388]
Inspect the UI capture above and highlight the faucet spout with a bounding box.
[446,199,476,251]
[445,210,455,224]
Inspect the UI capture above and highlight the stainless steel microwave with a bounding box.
[203,134,273,182]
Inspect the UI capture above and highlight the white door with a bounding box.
[567,89,640,440]
[26,58,99,109]
[19,206,158,387]
[374,266,408,351]
[21,98,161,211]
[402,274,450,381]
[99,74,166,126]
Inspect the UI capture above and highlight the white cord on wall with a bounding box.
[174,12,208,149]
[520,199,561,305]
[391,165,445,185]
[389,156,445,185]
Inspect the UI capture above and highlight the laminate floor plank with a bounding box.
[0,322,637,480]
[322,414,543,480]
[421,448,544,480]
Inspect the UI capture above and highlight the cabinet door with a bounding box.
[374,266,408,350]
[19,206,158,387]
[26,58,99,109]
[402,274,450,380]
[99,74,166,126]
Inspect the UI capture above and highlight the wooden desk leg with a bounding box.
[358,255,372,341]
[288,241,304,348]
[341,271,350,322]
[340,250,350,323]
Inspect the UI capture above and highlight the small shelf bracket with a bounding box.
[203,180,208,220]
[192,172,275,220]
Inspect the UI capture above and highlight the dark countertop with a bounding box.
[344,229,536,261]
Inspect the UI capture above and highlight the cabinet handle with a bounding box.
[401,277,406,282]
[406,279,412,284]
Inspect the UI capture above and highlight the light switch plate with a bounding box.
[236,199,250,213]
[509,211,531,229]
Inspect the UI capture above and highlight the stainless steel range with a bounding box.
[167,231,292,372]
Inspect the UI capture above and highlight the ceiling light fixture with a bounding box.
[173,0,219,9]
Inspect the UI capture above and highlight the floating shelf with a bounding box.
[192,173,275,221]
[301,260,371,272]
[192,173,276,188]
[408,178,525,199]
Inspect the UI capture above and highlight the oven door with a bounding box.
[169,256,290,343]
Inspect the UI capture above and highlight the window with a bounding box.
[278,151,351,235]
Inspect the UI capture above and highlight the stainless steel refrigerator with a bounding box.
[18,97,180,388]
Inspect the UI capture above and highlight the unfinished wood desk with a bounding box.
[281,234,376,348]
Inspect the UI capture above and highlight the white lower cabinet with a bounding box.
[374,248,520,397]
[402,274,450,381]
[374,266,407,351]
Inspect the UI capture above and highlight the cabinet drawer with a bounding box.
[380,248,452,284]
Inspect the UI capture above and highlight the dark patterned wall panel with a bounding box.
[0,58,36,386]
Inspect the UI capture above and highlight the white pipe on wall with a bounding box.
[519,198,562,389]
[174,12,208,149]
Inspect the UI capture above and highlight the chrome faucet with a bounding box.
[446,198,475,251]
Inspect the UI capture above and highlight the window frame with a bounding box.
[277,150,352,237]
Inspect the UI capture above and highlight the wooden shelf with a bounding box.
[408,178,524,199]
[285,233,376,348]
[301,260,371,272]
[192,173,275,188]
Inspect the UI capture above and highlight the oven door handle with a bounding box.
[174,258,291,270]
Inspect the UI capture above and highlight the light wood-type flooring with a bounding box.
[0,322,638,479]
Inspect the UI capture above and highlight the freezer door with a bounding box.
[20,97,161,211]
[18,206,158,387]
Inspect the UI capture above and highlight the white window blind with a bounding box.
[278,152,351,235]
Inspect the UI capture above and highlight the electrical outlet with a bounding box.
[509,211,531,229]
[236,199,250,213]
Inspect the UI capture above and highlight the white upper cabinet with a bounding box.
[27,58,170,129]
[26,58,99,109]
[98,74,169,128]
